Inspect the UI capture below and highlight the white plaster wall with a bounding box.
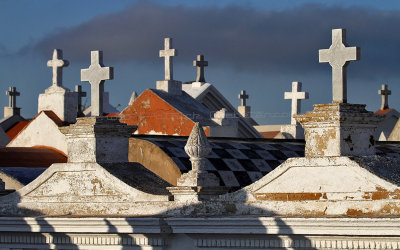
[7,112,67,154]
[38,90,78,123]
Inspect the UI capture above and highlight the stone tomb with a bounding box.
[38,49,78,123]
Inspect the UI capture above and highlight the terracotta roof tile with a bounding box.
[260,131,281,139]
[42,110,69,126]
[5,121,30,140]
[0,147,67,167]
[106,113,120,117]
[375,108,393,115]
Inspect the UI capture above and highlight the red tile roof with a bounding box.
[106,113,120,117]
[42,110,69,126]
[0,146,67,167]
[5,121,30,140]
[375,108,393,115]
[260,131,281,139]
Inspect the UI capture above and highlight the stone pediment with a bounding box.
[218,156,400,217]
[243,156,400,201]
[0,162,171,216]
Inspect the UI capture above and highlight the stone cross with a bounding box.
[238,90,249,106]
[319,29,360,103]
[159,38,177,81]
[75,85,87,115]
[193,54,208,82]
[378,84,391,110]
[81,51,114,116]
[6,86,20,108]
[47,49,69,86]
[284,82,309,125]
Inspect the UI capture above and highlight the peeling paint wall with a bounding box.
[120,90,210,136]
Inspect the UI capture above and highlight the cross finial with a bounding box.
[159,38,177,81]
[378,84,391,110]
[238,90,249,106]
[319,29,360,103]
[75,85,87,116]
[47,49,69,86]
[81,51,114,116]
[6,86,20,108]
[284,82,309,125]
[193,54,208,82]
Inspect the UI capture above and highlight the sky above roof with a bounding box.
[1,0,400,124]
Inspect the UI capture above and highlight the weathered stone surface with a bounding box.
[157,38,182,95]
[238,90,249,107]
[0,162,171,216]
[319,28,360,103]
[280,124,305,140]
[38,85,78,124]
[168,123,227,202]
[238,90,252,118]
[211,108,238,137]
[296,103,382,157]
[193,54,208,83]
[159,38,176,81]
[38,49,78,123]
[378,84,391,110]
[47,49,69,87]
[4,86,20,118]
[284,82,308,125]
[60,116,137,163]
[81,51,114,116]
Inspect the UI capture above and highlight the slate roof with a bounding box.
[140,136,304,190]
[139,136,400,191]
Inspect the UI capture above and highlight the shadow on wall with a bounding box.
[0,189,317,249]
[0,192,79,249]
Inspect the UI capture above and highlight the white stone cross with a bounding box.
[159,38,177,81]
[47,49,69,86]
[378,84,391,110]
[6,86,20,108]
[238,90,249,106]
[319,29,360,103]
[284,82,309,125]
[81,51,114,116]
[75,85,87,115]
[193,54,208,82]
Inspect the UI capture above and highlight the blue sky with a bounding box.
[1,0,400,124]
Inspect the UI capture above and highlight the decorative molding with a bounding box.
[0,232,166,247]
[196,237,400,249]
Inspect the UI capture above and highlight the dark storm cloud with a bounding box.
[25,2,400,78]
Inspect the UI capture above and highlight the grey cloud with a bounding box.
[26,2,400,79]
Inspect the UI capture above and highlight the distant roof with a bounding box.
[150,88,217,127]
[376,108,393,115]
[0,147,67,167]
[5,121,30,140]
[260,131,281,139]
[182,83,262,138]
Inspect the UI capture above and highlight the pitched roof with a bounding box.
[5,121,30,140]
[182,83,262,138]
[150,89,217,127]
[0,147,67,167]
[375,108,393,115]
